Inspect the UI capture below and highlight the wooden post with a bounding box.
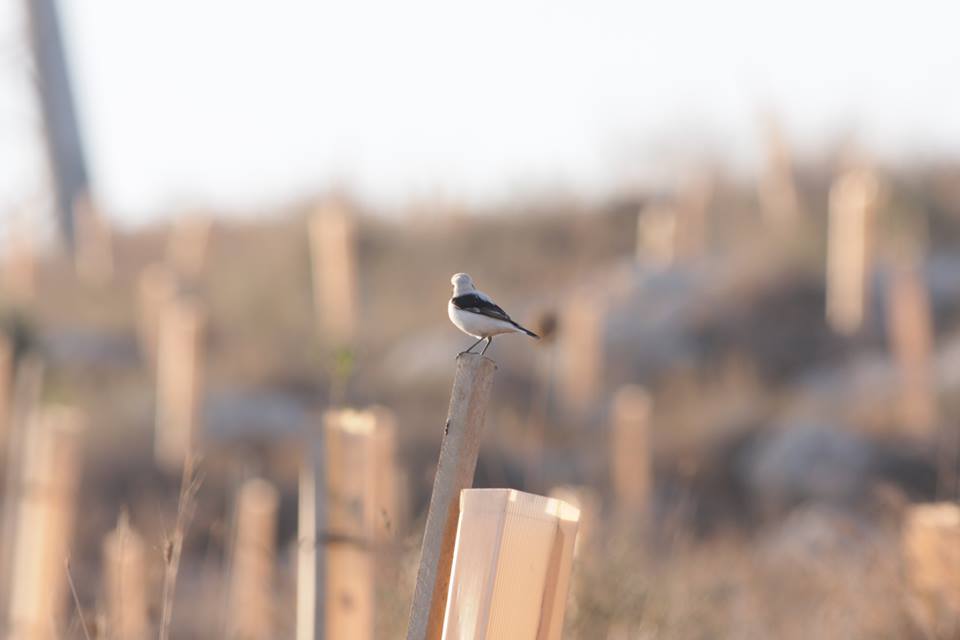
[559,295,604,414]
[167,215,212,282]
[369,406,403,540]
[675,177,712,260]
[5,406,84,640]
[137,264,179,366]
[548,486,599,558]
[103,512,149,640]
[229,478,279,640]
[73,193,113,285]
[441,489,580,640]
[154,298,204,471]
[758,114,800,225]
[886,264,938,438]
[309,203,358,348]
[407,354,497,640]
[635,205,677,266]
[902,502,960,635]
[826,169,879,335]
[0,357,44,620]
[611,386,653,519]
[297,418,326,640]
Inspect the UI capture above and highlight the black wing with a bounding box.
[451,293,513,323]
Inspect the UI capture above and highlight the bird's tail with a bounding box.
[512,322,540,339]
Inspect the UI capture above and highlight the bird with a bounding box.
[448,273,539,356]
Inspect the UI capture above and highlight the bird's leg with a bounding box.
[459,336,485,356]
[479,336,493,356]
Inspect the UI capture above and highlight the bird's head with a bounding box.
[451,272,476,295]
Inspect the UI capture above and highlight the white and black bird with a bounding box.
[448,273,539,356]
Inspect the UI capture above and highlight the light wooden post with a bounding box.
[611,386,653,519]
[325,411,376,640]
[297,419,326,640]
[137,264,179,366]
[886,264,938,438]
[674,177,712,260]
[154,298,204,471]
[758,114,800,225]
[441,489,580,640]
[309,203,358,348]
[635,205,677,266]
[559,296,604,414]
[103,513,148,640]
[229,478,279,640]
[369,406,403,540]
[902,502,960,635]
[73,193,113,285]
[407,354,497,640]
[167,215,212,282]
[6,406,84,640]
[548,486,599,558]
[826,169,879,335]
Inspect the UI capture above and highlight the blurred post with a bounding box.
[407,354,496,640]
[73,193,113,285]
[826,169,879,335]
[611,386,653,521]
[886,264,938,438]
[559,294,604,414]
[103,512,148,640]
[154,298,205,471]
[548,485,599,558]
[370,407,404,540]
[758,114,800,225]
[228,478,280,640]
[635,205,677,266]
[902,503,960,635]
[167,215,212,283]
[2,215,36,302]
[309,202,358,348]
[297,415,326,640]
[137,264,179,366]
[441,489,580,640]
[0,356,44,617]
[325,411,377,640]
[5,406,84,640]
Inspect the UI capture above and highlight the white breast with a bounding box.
[448,301,518,338]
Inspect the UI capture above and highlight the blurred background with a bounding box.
[0,1,959,638]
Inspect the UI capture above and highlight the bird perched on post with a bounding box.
[448,273,539,356]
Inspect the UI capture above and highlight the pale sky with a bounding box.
[1,0,959,226]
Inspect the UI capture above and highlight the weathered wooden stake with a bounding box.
[407,354,497,640]
[611,386,653,519]
[309,203,358,348]
[5,406,84,640]
[441,489,580,640]
[297,418,326,640]
[826,169,879,335]
[902,502,960,635]
[229,478,279,640]
[154,298,204,471]
[102,512,148,640]
[886,263,938,438]
[137,264,179,366]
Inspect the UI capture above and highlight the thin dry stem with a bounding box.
[158,453,203,640]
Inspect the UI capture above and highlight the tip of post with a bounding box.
[455,352,497,369]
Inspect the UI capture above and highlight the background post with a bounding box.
[406,353,496,640]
